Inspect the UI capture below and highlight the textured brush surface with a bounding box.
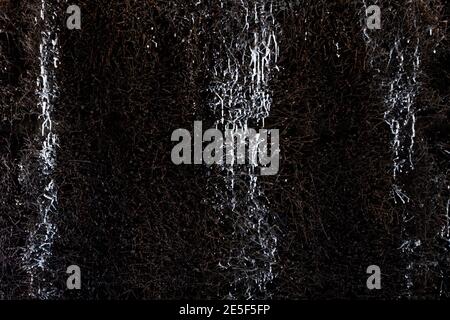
[0,0,449,300]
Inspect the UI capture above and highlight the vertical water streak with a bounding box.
[22,0,60,299]
[384,38,420,180]
[208,0,280,299]
[385,36,422,296]
[361,1,423,295]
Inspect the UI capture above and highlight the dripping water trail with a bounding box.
[208,0,280,299]
[360,1,423,295]
[22,0,60,299]
[385,36,421,297]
